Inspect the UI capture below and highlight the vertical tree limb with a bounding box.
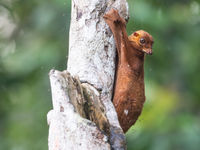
[48,0,129,149]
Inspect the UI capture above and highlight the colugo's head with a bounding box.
[129,30,154,55]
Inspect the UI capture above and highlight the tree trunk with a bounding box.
[47,0,129,149]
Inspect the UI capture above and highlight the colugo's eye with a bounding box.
[140,38,146,44]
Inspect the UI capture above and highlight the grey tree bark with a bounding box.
[47,0,129,149]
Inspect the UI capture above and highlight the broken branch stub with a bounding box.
[48,70,111,150]
[48,69,126,149]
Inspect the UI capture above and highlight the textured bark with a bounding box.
[48,0,129,149]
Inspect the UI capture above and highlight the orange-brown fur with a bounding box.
[104,9,154,133]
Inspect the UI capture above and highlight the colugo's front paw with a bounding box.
[103,8,126,25]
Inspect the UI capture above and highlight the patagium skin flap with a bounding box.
[103,9,154,133]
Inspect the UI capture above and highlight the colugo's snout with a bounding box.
[142,48,153,55]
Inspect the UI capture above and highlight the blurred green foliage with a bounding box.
[0,0,199,150]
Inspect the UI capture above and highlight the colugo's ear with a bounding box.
[133,32,139,37]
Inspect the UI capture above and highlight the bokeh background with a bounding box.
[0,0,200,150]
